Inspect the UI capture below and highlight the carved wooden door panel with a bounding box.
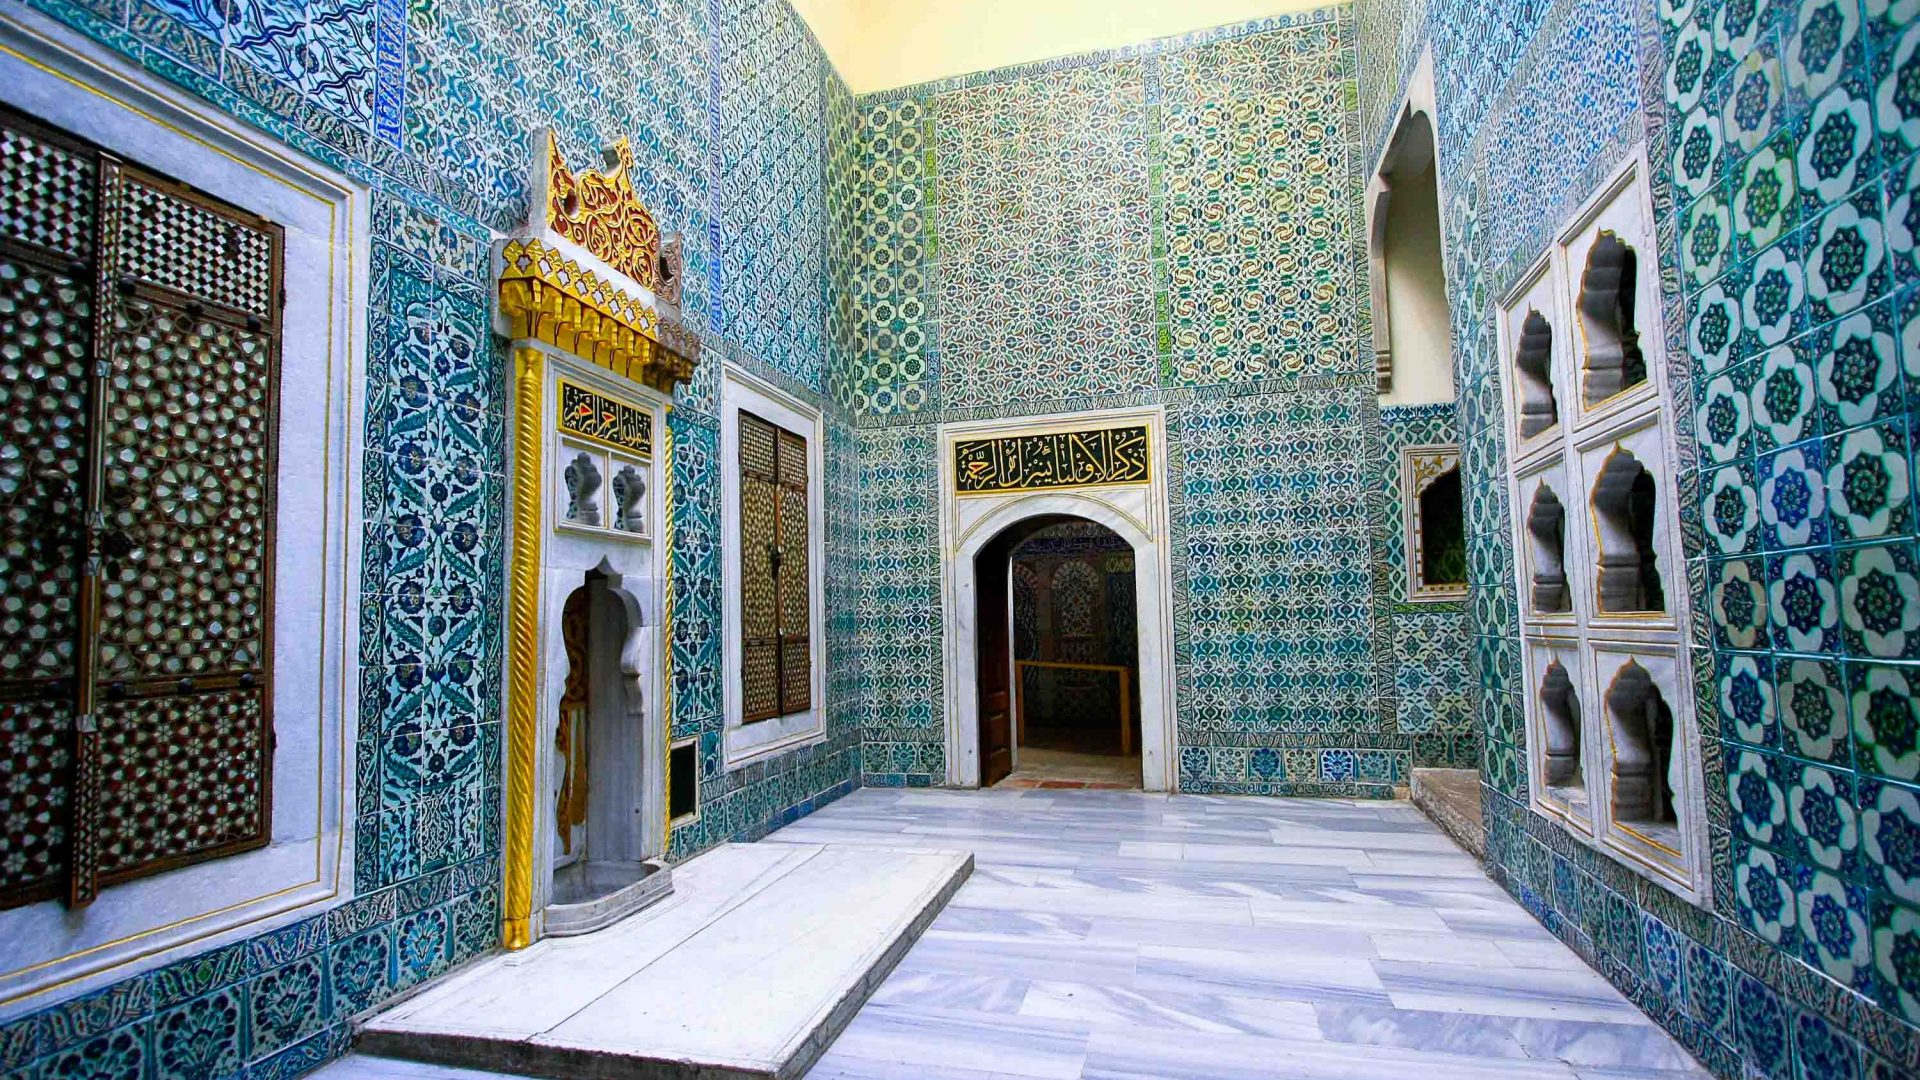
[738,411,810,723]
[0,107,282,910]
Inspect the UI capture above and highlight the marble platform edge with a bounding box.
[1409,768,1487,861]
[773,849,975,1080]
[352,847,975,1080]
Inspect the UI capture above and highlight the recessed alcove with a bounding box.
[1605,659,1679,849]
[1577,232,1647,406]
[1540,661,1583,788]
[1515,310,1558,438]
[1527,484,1571,614]
[1417,465,1466,592]
[1591,449,1665,614]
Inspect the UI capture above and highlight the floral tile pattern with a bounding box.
[1356,0,1920,1073]
[845,9,1387,796]
[0,0,858,1073]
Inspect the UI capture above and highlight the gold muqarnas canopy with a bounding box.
[494,131,701,392]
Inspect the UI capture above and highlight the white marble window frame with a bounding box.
[1494,148,1710,907]
[1399,442,1468,602]
[719,366,827,769]
[0,7,368,1016]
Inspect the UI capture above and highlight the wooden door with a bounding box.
[976,550,1013,787]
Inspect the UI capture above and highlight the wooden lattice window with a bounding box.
[738,411,810,723]
[0,106,281,910]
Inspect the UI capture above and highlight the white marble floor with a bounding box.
[781,788,1709,1080]
[321,788,1710,1080]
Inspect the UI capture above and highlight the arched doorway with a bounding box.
[543,567,671,935]
[938,408,1177,791]
[974,516,1142,788]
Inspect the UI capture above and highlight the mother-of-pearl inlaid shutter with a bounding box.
[737,411,811,723]
[0,105,281,910]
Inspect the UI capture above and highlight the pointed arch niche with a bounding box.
[496,131,701,948]
[939,408,1177,791]
[1367,50,1454,405]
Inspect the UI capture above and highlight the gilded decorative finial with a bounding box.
[543,133,683,305]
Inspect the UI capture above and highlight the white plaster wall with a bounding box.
[1379,152,1455,406]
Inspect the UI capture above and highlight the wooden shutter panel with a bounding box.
[0,114,96,909]
[774,428,810,715]
[739,412,783,722]
[0,106,281,910]
[737,411,811,723]
[77,166,281,902]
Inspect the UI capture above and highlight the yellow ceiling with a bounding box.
[791,0,1338,95]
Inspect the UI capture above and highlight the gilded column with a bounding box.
[502,345,545,949]
[659,411,676,853]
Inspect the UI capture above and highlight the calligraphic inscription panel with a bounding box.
[558,379,653,458]
[953,425,1151,496]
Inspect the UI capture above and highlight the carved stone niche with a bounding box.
[1526,483,1570,615]
[1514,309,1558,438]
[1577,232,1647,407]
[1590,448,1664,615]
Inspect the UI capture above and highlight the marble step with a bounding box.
[1410,768,1486,860]
[357,842,974,1080]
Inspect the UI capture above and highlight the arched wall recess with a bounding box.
[1577,232,1647,406]
[1526,482,1571,614]
[1590,448,1665,615]
[1540,661,1583,789]
[1514,310,1559,437]
[1604,660,1677,829]
[1365,48,1454,405]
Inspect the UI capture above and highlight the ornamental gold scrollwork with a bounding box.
[954,425,1152,496]
[497,238,699,392]
[545,134,682,303]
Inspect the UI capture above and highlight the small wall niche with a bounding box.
[1591,449,1664,614]
[564,450,604,527]
[1526,484,1571,614]
[668,738,697,822]
[1577,232,1647,406]
[1515,310,1559,438]
[1418,467,1465,590]
[1540,660,1584,793]
[1605,660,1678,840]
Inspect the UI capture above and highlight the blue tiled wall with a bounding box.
[1355,0,1920,1072]
[1378,404,1477,768]
[844,8,1419,794]
[0,0,859,1074]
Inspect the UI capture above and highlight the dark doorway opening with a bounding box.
[975,516,1141,789]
